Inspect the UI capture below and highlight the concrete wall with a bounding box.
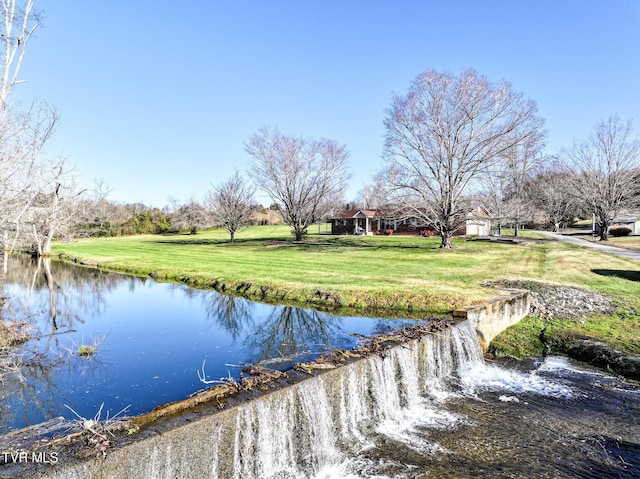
[453,288,531,352]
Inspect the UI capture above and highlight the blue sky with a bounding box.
[14,0,640,207]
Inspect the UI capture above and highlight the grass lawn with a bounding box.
[597,235,640,251]
[51,226,640,356]
[560,220,640,250]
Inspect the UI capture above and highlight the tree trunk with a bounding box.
[42,258,58,329]
[229,230,235,243]
[31,224,43,257]
[514,223,520,237]
[42,234,52,255]
[439,231,454,249]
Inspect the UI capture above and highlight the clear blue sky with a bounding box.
[14,0,640,207]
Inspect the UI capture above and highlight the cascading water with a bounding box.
[9,317,637,478]
[208,320,486,479]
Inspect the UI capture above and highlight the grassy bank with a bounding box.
[51,226,640,356]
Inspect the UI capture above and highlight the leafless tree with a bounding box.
[207,171,254,243]
[0,101,59,252]
[246,127,350,241]
[479,164,510,236]
[526,162,578,232]
[0,1,59,254]
[382,69,545,248]
[0,0,41,110]
[22,157,83,256]
[483,138,546,236]
[169,197,209,234]
[563,116,640,240]
[355,181,388,210]
[70,179,115,238]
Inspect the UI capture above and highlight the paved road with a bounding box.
[532,231,640,262]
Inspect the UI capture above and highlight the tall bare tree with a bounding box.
[563,116,640,240]
[382,69,545,248]
[246,127,350,241]
[488,138,546,236]
[0,1,53,255]
[527,162,578,232]
[0,0,40,110]
[207,171,254,243]
[0,101,58,252]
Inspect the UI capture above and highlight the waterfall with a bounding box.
[209,320,485,479]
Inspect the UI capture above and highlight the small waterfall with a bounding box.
[209,320,485,479]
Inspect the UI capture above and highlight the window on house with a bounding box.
[382,219,395,230]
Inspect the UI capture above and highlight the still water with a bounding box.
[0,256,418,433]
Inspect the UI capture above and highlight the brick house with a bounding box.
[329,206,491,236]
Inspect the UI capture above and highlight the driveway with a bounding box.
[532,231,640,262]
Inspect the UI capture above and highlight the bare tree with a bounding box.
[0,101,58,251]
[0,1,55,254]
[355,181,388,210]
[23,157,84,256]
[169,197,209,234]
[71,179,115,238]
[382,69,545,248]
[246,127,350,241]
[207,171,254,243]
[563,116,640,240]
[479,163,510,236]
[486,138,546,236]
[527,162,578,232]
[0,0,41,110]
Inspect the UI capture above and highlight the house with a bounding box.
[462,205,492,236]
[329,206,492,236]
[330,209,386,235]
[607,211,640,236]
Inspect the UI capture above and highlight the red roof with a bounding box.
[332,209,384,219]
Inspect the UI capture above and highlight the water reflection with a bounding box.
[0,255,416,433]
[200,290,253,341]
[251,307,339,361]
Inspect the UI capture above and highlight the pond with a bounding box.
[0,255,419,434]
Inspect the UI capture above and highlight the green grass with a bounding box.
[602,235,640,251]
[52,226,640,356]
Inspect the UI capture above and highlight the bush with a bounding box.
[609,226,632,237]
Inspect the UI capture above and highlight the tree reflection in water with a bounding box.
[201,292,253,342]
[0,255,127,432]
[249,307,341,362]
[196,288,343,363]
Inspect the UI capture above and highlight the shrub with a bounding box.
[609,226,632,237]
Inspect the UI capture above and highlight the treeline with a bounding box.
[74,200,282,238]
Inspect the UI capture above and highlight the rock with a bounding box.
[567,340,640,380]
[481,279,617,321]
